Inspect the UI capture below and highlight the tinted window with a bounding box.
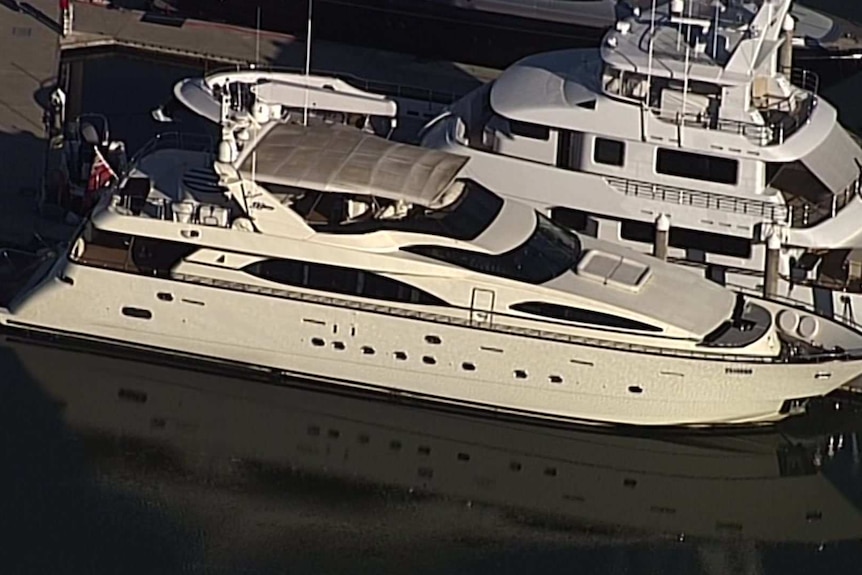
[619,219,751,258]
[317,180,504,242]
[403,213,581,284]
[245,259,447,306]
[509,120,550,140]
[511,301,662,332]
[131,236,198,277]
[656,149,738,184]
[74,224,195,276]
[594,138,625,167]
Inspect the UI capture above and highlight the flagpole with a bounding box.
[303,0,313,126]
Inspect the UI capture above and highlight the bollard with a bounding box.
[780,14,795,76]
[653,213,670,261]
[763,230,781,299]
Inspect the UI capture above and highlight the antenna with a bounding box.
[646,0,657,106]
[712,0,721,60]
[680,0,692,144]
[255,4,261,66]
[303,0,314,126]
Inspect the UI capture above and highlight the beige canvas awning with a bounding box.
[240,123,469,207]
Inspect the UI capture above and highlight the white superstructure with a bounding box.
[421,0,862,341]
[3,109,862,426]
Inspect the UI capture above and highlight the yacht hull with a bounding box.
[2,257,858,428]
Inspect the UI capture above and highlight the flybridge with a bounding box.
[605,0,795,78]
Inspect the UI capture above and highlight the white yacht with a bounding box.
[4,108,862,426]
[151,69,401,137]
[421,0,862,342]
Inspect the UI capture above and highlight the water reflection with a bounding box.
[3,332,862,573]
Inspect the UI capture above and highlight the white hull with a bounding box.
[3,256,860,427]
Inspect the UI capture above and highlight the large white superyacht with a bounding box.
[3,108,862,426]
[421,0,862,339]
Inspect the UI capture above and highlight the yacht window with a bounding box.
[556,130,583,170]
[244,259,448,306]
[71,224,195,275]
[130,236,199,277]
[510,301,662,333]
[509,120,550,141]
[619,220,751,258]
[550,207,597,237]
[402,212,581,285]
[594,138,625,167]
[315,180,504,242]
[656,149,738,185]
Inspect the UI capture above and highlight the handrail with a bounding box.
[649,91,816,147]
[647,67,818,146]
[607,174,860,229]
[605,176,790,223]
[171,272,861,365]
[208,64,464,108]
[788,177,861,228]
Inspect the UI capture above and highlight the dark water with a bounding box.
[2,332,862,573]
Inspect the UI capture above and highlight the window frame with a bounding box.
[593,137,625,167]
[655,148,738,185]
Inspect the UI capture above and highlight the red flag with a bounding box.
[84,147,117,210]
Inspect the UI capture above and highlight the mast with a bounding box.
[646,0,657,105]
[303,0,314,126]
[680,0,692,145]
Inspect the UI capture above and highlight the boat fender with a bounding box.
[776,309,799,336]
[797,315,819,341]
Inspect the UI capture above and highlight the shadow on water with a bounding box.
[0,343,201,574]
[0,130,49,247]
[2,331,862,573]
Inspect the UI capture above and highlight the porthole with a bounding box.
[311,337,325,347]
[514,369,528,379]
[549,375,563,384]
[332,341,346,351]
[394,351,408,361]
[361,346,375,355]
[628,385,643,394]
[425,335,442,344]
[462,362,476,371]
[544,467,558,477]
[422,356,436,365]
[457,452,470,462]
[509,461,523,472]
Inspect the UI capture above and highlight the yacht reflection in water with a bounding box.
[6,333,862,548]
